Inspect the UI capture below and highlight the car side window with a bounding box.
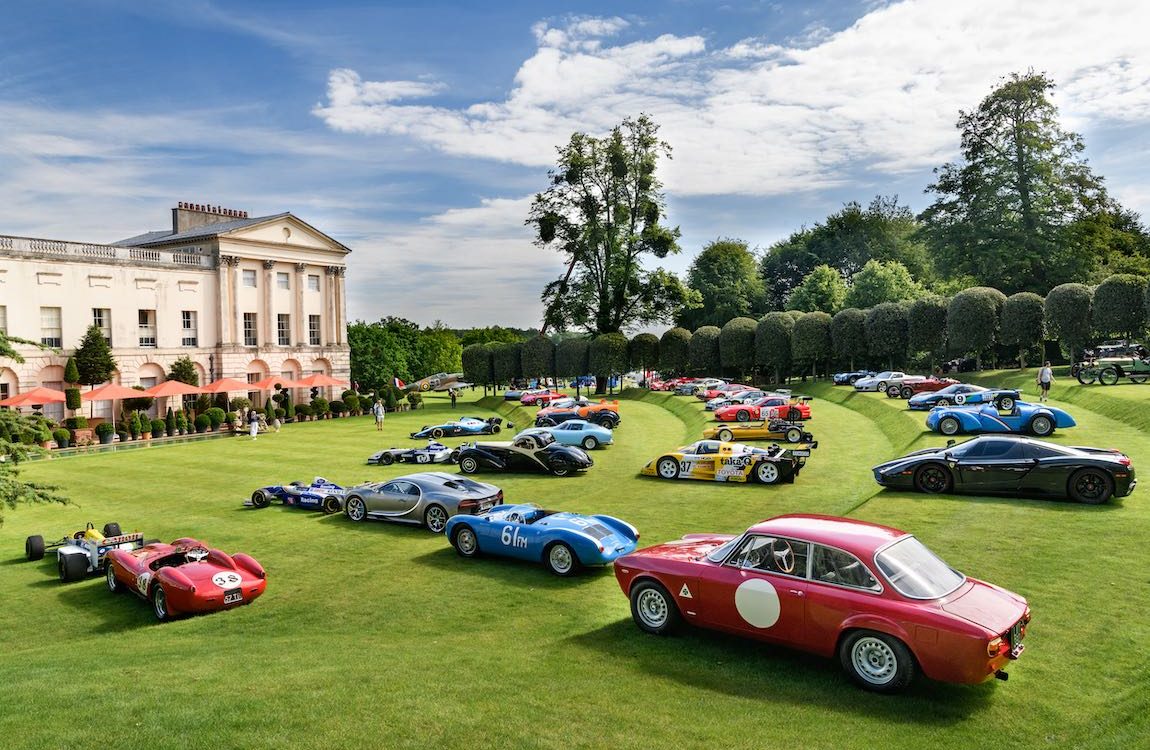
[381,482,401,494]
[726,535,809,577]
[811,545,879,590]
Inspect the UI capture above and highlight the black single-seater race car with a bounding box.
[872,435,1137,504]
[455,431,594,477]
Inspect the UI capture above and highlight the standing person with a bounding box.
[248,408,260,440]
[449,388,457,409]
[1036,361,1054,402]
[372,399,385,431]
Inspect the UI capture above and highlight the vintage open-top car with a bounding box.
[456,431,594,477]
[105,537,267,621]
[247,477,346,514]
[614,514,1031,692]
[926,401,1075,437]
[520,389,569,406]
[446,503,639,576]
[410,416,505,440]
[886,376,960,399]
[873,434,1136,504]
[641,440,812,485]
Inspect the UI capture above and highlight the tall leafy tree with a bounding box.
[792,312,832,377]
[0,410,65,524]
[1045,283,1093,360]
[755,313,794,384]
[521,336,556,383]
[658,328,691,375]
[689,326,721,375]
[459,326,525,347]
[921,72,1111,293]
[678,239,764,328]
[168,356,199,386]
[1093,274,1148,339]
[719,317,757,376]
[73,324,117,386]
[787,265,847,314]
[627,333,660,373]
[865,303,909,370]
[415,323,464,376]
[831,308,868,369]
[948,287,1007,368]
[844,259,922,309]
[528,115,694,333]
[1001,292,1046,368]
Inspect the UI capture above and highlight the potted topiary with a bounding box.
[225,411,237,430]
[329,400,346,417]
[52,428,71,449]
[294,403,312,422]
[166,407,177,437]
[129,412,142,440]
[194,414,210,433]
[95,422,116,445]
[175,410,188,435]
[151,418,166,438]
[205,407,225,431]
[311,397,329,419]
[229,396,251,413]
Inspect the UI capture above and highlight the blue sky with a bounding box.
[4,0,1149,329]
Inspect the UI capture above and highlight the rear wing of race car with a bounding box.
[96,532,145,553]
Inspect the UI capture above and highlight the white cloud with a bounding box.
[314,2,1150,197]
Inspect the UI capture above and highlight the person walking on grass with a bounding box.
[449,388,457,409]
[372,399,385,431]
[248,408,259,440]
[1037,361,1054,402]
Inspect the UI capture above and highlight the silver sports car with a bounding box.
[342,472,504,533]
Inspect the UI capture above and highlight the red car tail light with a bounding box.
[987,637,1008,658]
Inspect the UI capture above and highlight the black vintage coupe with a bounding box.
[873,435,1136,504]
[455,432,594,477]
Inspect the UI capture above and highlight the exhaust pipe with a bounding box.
[995,670,1009,681]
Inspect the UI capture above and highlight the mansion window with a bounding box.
[40,306,62,347]
[276,272,290,290]
[93,308,111,345]
[242,269,257,287]
[0,305,7,334]
[277,314,291,346]
[181,310,199,347]
[138,309,157,347]
[308,315,321,346]
[243,313,258,347]
[307,274,320,292]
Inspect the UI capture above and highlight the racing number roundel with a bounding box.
[212,571,243,588]
[734,578,781,629]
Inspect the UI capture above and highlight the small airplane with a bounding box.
[405,372,472,392]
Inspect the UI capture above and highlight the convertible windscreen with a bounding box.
[874,537,964,599]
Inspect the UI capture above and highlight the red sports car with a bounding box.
[697,383,752,401]
[714,395,811,422]
[105,537,267,621]
[614,514,1029,692]
[888,377,961,399]
[521,390,568,406]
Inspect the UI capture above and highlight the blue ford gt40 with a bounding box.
[445,503,639,576]
[926,401,1076,437]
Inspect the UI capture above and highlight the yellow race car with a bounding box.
[640,440,813,485]
[702,419,814,444]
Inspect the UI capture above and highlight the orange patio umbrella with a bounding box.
[82,383,150,402]
[143,380,205,398]
[248,375,307,391]
[295,373,350,388]
[201,377,253,394]
[0,386,67,407]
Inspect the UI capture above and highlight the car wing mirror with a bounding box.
[946,439,956,448]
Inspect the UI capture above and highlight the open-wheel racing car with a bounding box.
[446,503,639,576]
[105,537,267,621]
[247,477,346,514]
[368,440,455,466]
[614,514,1031,692]
[927,401,1075,437]
[24,522,145,582]
[456,431,594,477]
[641,440,813,485]
[410,416,506,439]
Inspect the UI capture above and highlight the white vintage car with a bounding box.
[852,371,926,392]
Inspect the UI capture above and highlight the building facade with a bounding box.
[0,202,351,420]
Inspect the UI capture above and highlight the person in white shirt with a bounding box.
[1036,362,1054,402]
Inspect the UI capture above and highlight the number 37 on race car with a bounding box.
[640,440,814,485]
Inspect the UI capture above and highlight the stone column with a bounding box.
[262,260,275,345]
[334,266,347,345]
[324,266,339,346]
[221,255,241,346]
[294,262,306,346]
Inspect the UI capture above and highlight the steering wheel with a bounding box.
[505,511,524,525]
[769,538,795,573]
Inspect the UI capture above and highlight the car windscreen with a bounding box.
[705,535,742,563]
[874,537,964,599]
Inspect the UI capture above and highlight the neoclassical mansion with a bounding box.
[0,202,351,420]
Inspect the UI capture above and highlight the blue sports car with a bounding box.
[832,370,877,385]
[517,420,613,450]
[908,384,1020,411]
[444,503,639,576]
[926,401,1076,437]
[411,416,506,439]
[247,477,346,514]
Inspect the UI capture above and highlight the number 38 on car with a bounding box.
[614,514,1031,693]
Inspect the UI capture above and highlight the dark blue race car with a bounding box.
[907,384,1019,411]
[247,477,346,514]
[410,416,506,440]
[832,370,877,385]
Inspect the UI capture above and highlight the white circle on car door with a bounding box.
[735,578,781,628]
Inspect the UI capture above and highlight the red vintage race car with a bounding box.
[714,395,811,422]
[697,383,752,401]
[887,377,960,399]
[105,537,267,621]
[520,390,568,405]
[615,514,1030,693]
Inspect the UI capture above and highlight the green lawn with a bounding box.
[2,383,1147,749]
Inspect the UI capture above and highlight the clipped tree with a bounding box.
[64,356,82,414]
[521,336,557,384]
[1001,292,1046,368]
[948,287,1007,369]
[461,344,491,394]
[792,312,833,377]
[64,357,80,385]
[168,356,199,385]
[786,265,847,315]
[831,308,869,370]
[865,302,909,370]
[1093,274,1148,340]
[907,296,949,367]
[688,326,721,375]
[756,312,795,384]
[491,341,523,387]
[1045,283,1094,360]
[719,317,757,377]
[589,333,629,392]
[658,327,691,375]
[165,407,177,437]
[73,324,117,387]
[627,333,660,374]
[556,338,590,395]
